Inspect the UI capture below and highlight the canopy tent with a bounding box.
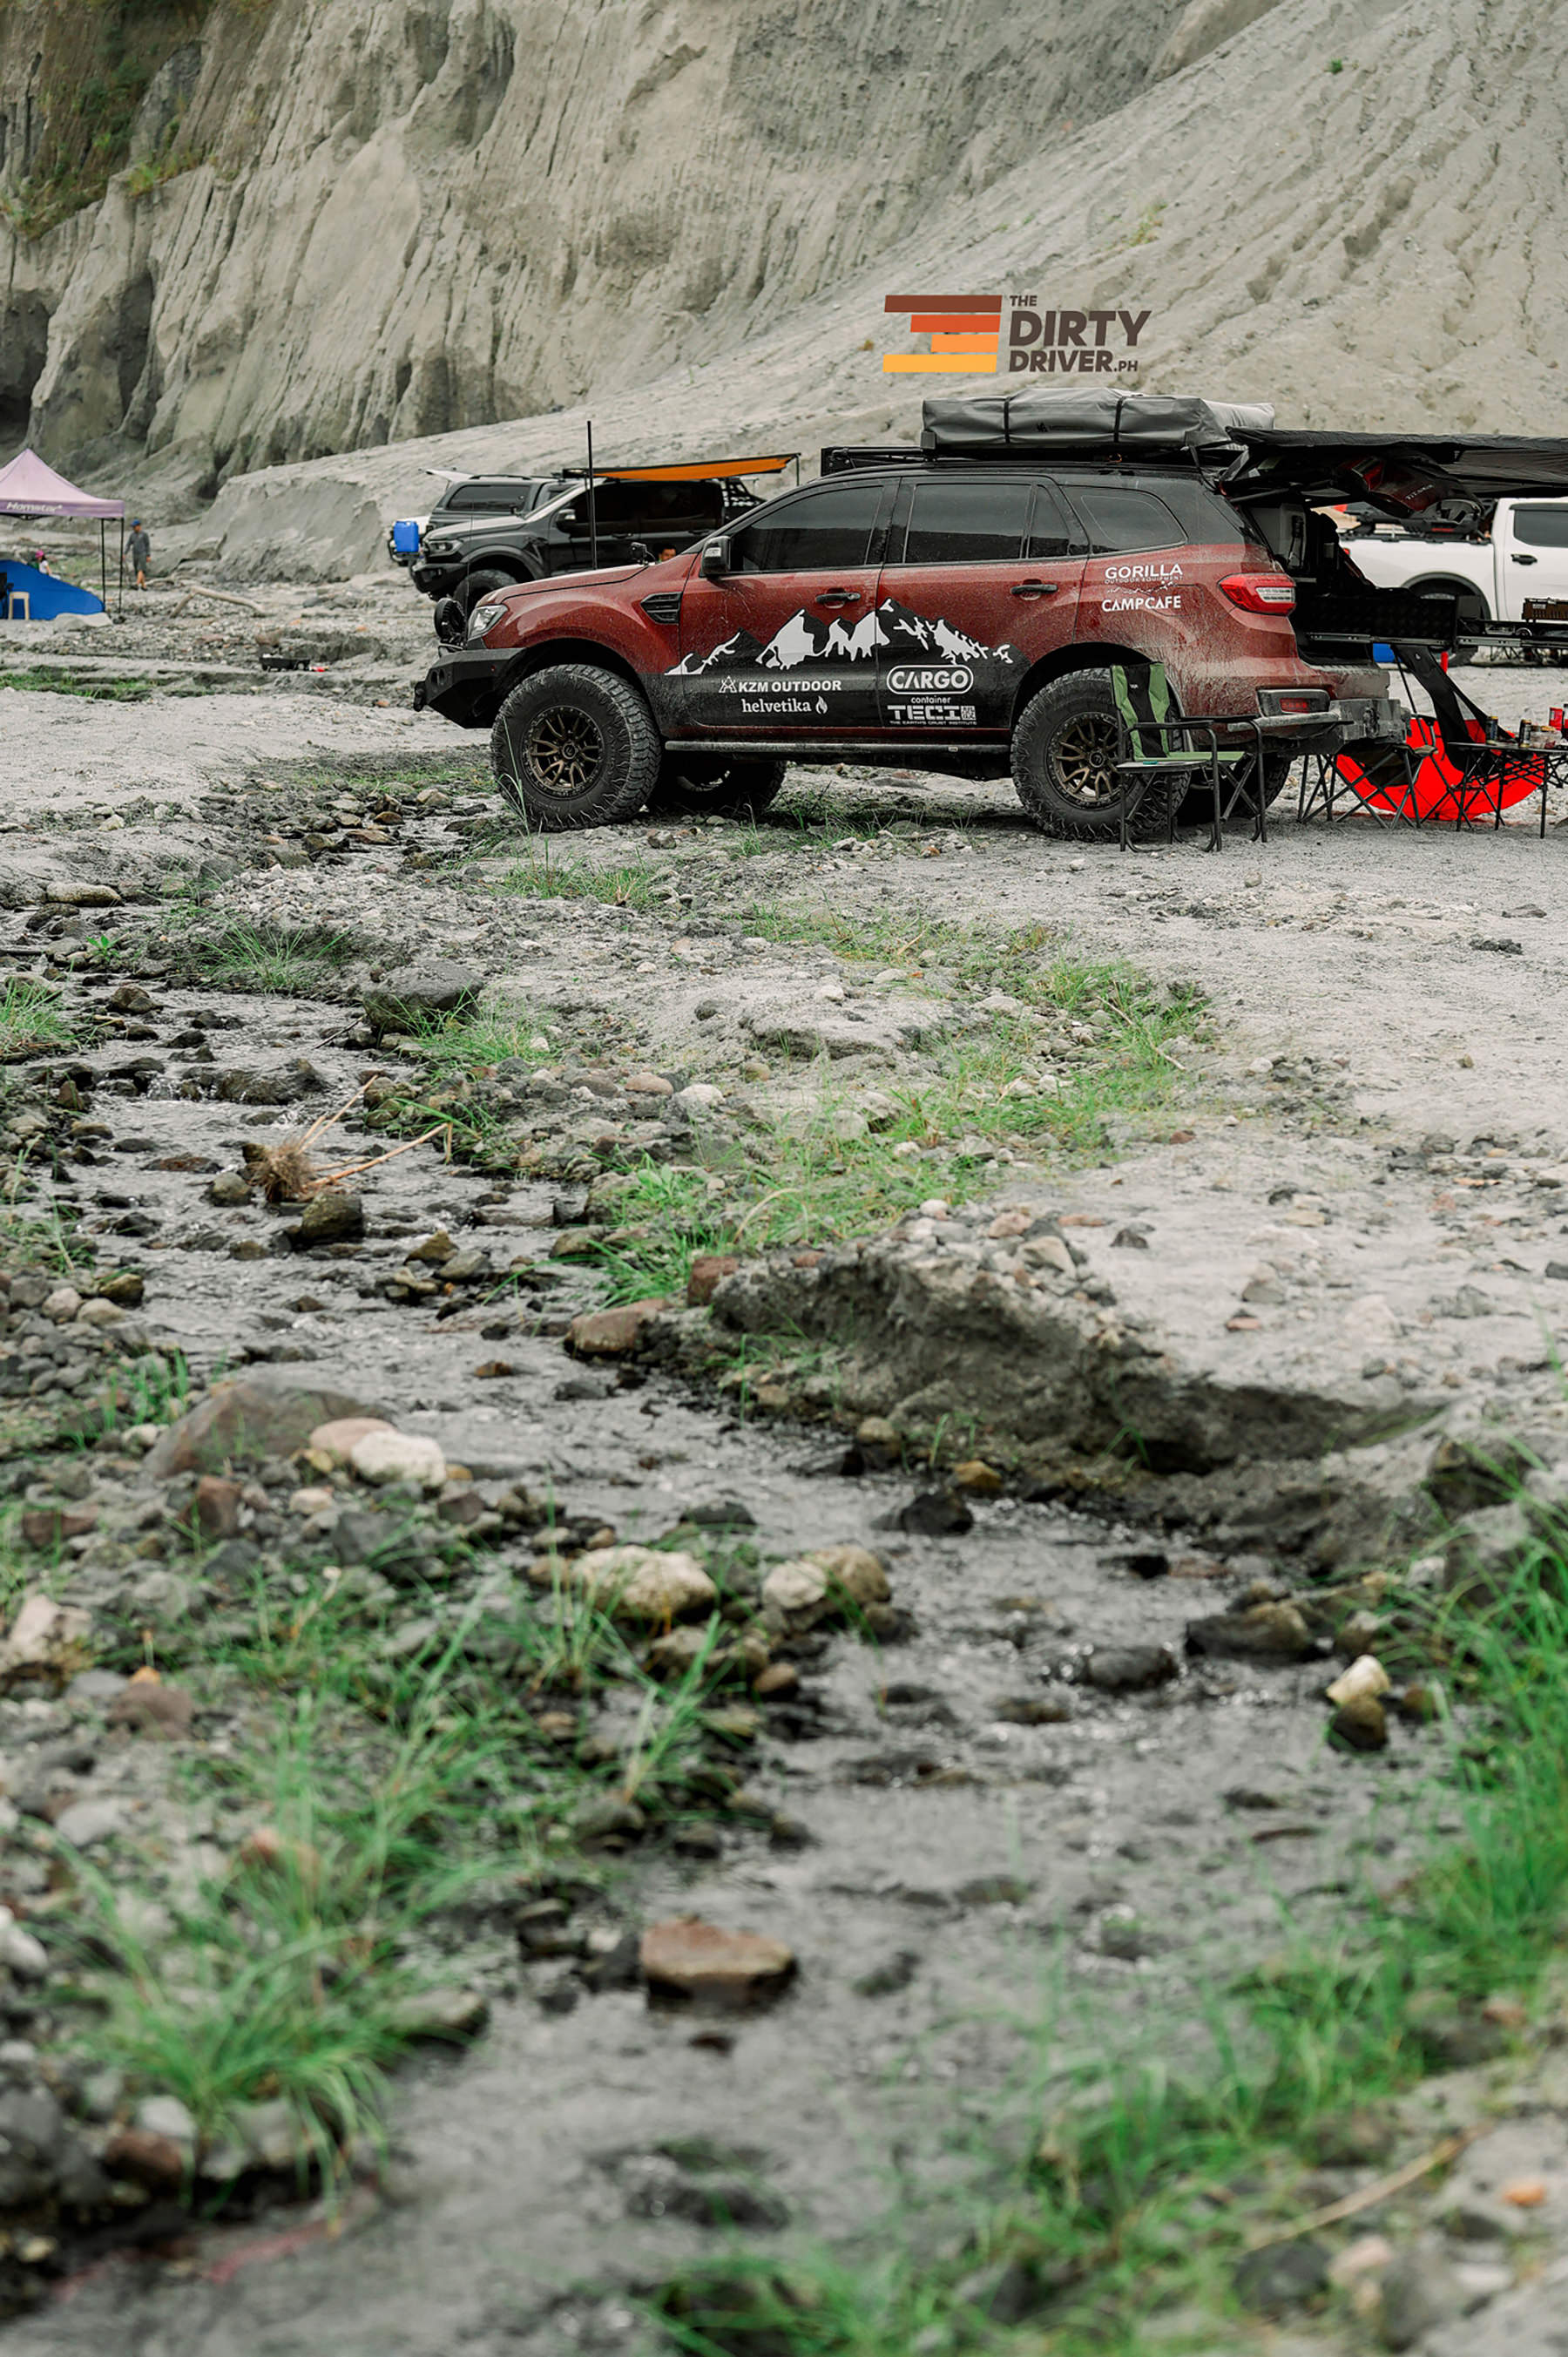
[0,447,126,614]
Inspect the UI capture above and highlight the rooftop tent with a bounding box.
[921,389,1275,459]
[0,445,126,614]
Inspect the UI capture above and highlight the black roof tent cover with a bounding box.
[920,389,1274,460]
[920,389,1568,513]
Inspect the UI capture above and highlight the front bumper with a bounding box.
[414,647,510,727]
[409,560,463,599]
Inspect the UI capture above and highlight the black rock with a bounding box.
[1185,1602,1316,1662]
[1082,1645,1178,1694]
[330,1508,385,1564]
[853,1948,921,1998]
[883,1489,974,1536]
[293,1190,365,1249]
[580,1929,643,1993]
[1233,2238,1329,2314]
[683,1499,757,1528]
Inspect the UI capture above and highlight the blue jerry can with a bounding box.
[392,520,420,554]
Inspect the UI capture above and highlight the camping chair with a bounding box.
[1110,663,1254,852]
[1318,647,1551,834]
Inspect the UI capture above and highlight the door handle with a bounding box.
[1010,579,1060,599]
[1512,553,1538,565]
[814,589,862,607]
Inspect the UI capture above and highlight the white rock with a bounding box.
[42,1286,82,1323]
[0,1593,92,1680]
[349,1429,447,1489]
[1326,1654,1391,1707]
[75,1298,123,1328]
[0,1907,48,1981]
[761,1560,829,1618]
[674,1083,724,1110]
[136,2093,197,2149]
[51,1798,125,1848]
[1022,1235,1075,1277]
[571,1545,716,1622]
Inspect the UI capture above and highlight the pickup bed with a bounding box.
[1343,496,1568,654]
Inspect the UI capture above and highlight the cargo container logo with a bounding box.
[882,296,1152,375]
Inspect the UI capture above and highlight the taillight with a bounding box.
[1221,572,1296,613]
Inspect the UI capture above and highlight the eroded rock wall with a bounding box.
[3,0,1189,485]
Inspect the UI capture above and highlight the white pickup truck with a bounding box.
[1342,496,1568,657]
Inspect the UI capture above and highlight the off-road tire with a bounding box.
[648,755,787,819]
[1173,742,1294,829]
[1011,669,1180,842]
[490,666,660,831]
[457,567,518,620]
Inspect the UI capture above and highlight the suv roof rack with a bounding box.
[820,446,924,476]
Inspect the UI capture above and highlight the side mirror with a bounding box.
[700,536,732,580]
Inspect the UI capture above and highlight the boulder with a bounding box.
[569,1545,716,1622]
[148,1378,375,1476]
[640,1916,796,2008]
[362,962,482,1033]
[566,1297,668,1358]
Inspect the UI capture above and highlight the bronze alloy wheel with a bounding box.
[489,664,662,831]
[1053,710,1119,808]
[525,704,605,796]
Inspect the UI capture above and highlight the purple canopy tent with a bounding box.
[0,448,126,616]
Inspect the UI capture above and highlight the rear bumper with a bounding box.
[414,648,510,727]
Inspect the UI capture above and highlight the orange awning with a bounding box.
[593,454,797,482]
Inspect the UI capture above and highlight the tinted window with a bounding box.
[1071,487,1185,554]
[445,481,526,513]
[902,476,1031,564]
[1514,506,1568,549]
[1026,481,1077,561]
[732,482,883,572]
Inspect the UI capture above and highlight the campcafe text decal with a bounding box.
[882,295,1152,376]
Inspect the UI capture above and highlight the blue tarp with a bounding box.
[0,562,104,620]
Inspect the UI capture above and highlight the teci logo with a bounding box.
[1008,303,1151,375]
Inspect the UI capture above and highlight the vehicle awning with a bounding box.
[1223,431,1568,512]
[0,446,125,518]
[585,455,798,482]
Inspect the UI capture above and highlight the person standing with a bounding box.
[128,519,151,591]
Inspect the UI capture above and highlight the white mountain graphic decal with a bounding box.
[672,599,1021,675]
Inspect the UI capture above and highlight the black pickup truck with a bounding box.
[392,457,795,624]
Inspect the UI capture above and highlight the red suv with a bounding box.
[416,447,1398,838]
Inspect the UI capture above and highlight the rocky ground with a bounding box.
[0,559,438,714]
[1,660,1567,2353]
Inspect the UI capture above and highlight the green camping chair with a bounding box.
[1111,663,1254,851]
